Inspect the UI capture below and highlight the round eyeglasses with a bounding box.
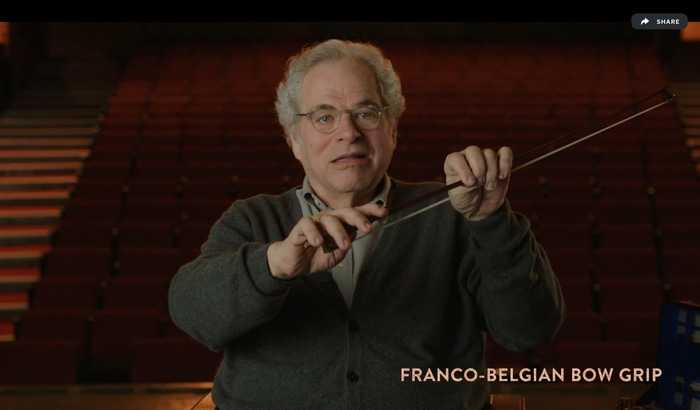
[296,106,389,134]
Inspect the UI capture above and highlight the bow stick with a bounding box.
[320,88,676,253]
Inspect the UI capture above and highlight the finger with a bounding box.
[464,146,486,185]
[319,214,351,250]
[444,151,477,187]
[498,146,513,180]
[355,201,389,219]
[330,208,374,234]
[483,148,499,191]
[292,217,324,248]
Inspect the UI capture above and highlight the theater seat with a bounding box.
[598,279,665,314]
[604,312,659,366]
[31,276,100,310]
[90,309,161,381]
[0,340,81,384]
[549,341,643,368]
[42,248,112,279]
[130,337,222,382]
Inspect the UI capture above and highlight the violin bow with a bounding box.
[321,88,676,253]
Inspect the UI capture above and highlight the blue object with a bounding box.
[657,302,700,410]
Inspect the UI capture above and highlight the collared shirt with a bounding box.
[295,175,392,308]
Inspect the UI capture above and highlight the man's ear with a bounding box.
[389,120,398,148]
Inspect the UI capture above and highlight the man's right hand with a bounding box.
[266,202,388,279]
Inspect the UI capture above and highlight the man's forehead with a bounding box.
[301,59,381,108]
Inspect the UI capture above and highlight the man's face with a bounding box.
[290,58,397,200]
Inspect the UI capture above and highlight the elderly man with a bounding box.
[169,39,565,410]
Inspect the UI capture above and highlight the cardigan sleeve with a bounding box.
[168,200,298,352]
[459,200,566,352]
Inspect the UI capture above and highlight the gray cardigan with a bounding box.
[168,178,565,410]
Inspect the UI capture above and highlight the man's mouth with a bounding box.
[332,153,368,162]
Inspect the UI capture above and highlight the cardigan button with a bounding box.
[347,371,359,383]
[348,319,359,332]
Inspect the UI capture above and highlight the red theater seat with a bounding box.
[534,224,591,251]
[43,248,112,279]
[545,248,592,279]
[661,250,698,283]
[594,248,659,280]
[53,222,116,249]
[178,223,212,253]
[118,222,176,249]
[61,200,122,224]
[552,312,603,342]
[604,312,659,366]
[122,199,180,223]
[592,200,652,225]
[19,309,91,354]
[598,279,665,314]
[102,277,169,312]
[0,341,81,384]
[130,338,222,382]
[549,341,643,368]
[71,181,125,201]
[559,279,596,314]
[118,248,181,278]
[595,225,655,249]
[31,277,100,310]
[181,199,231,225]
[90,309,161,381]
[127,181,180,199]
[659,224,700,249]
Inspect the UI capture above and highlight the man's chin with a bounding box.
[330,176,375,194]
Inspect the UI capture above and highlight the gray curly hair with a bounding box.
[275,39,406,137]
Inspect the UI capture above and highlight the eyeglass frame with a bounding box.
[295,104,390,134]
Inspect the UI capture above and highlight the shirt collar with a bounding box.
[301,174,391,212]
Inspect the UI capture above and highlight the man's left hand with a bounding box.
[444,146,512,221]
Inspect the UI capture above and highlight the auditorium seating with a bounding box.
[1,40,696,385]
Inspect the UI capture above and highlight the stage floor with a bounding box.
[0,382,651,409]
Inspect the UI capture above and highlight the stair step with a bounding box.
[0,320,14,342]
[0,118,99,128]
[0,127,98,137]
[1,108,103,118]
[0,176,78,190]
[0,138,92,148]
[0,149,89,162]
[0,245,50,268]
[0,190,71,205]
[0,292,29,312]
[0,207,62,225]
[686,128,700,136]
[0,226,54,246]
[0,225,54,237]
[0,267,40,286]
[0,206,62,216]
[0,162,82,174]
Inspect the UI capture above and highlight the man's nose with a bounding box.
[335,112,362,141]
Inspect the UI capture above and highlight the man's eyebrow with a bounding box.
[305,100,380,112]
[353,99,381,108]
[306,103,337,112]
